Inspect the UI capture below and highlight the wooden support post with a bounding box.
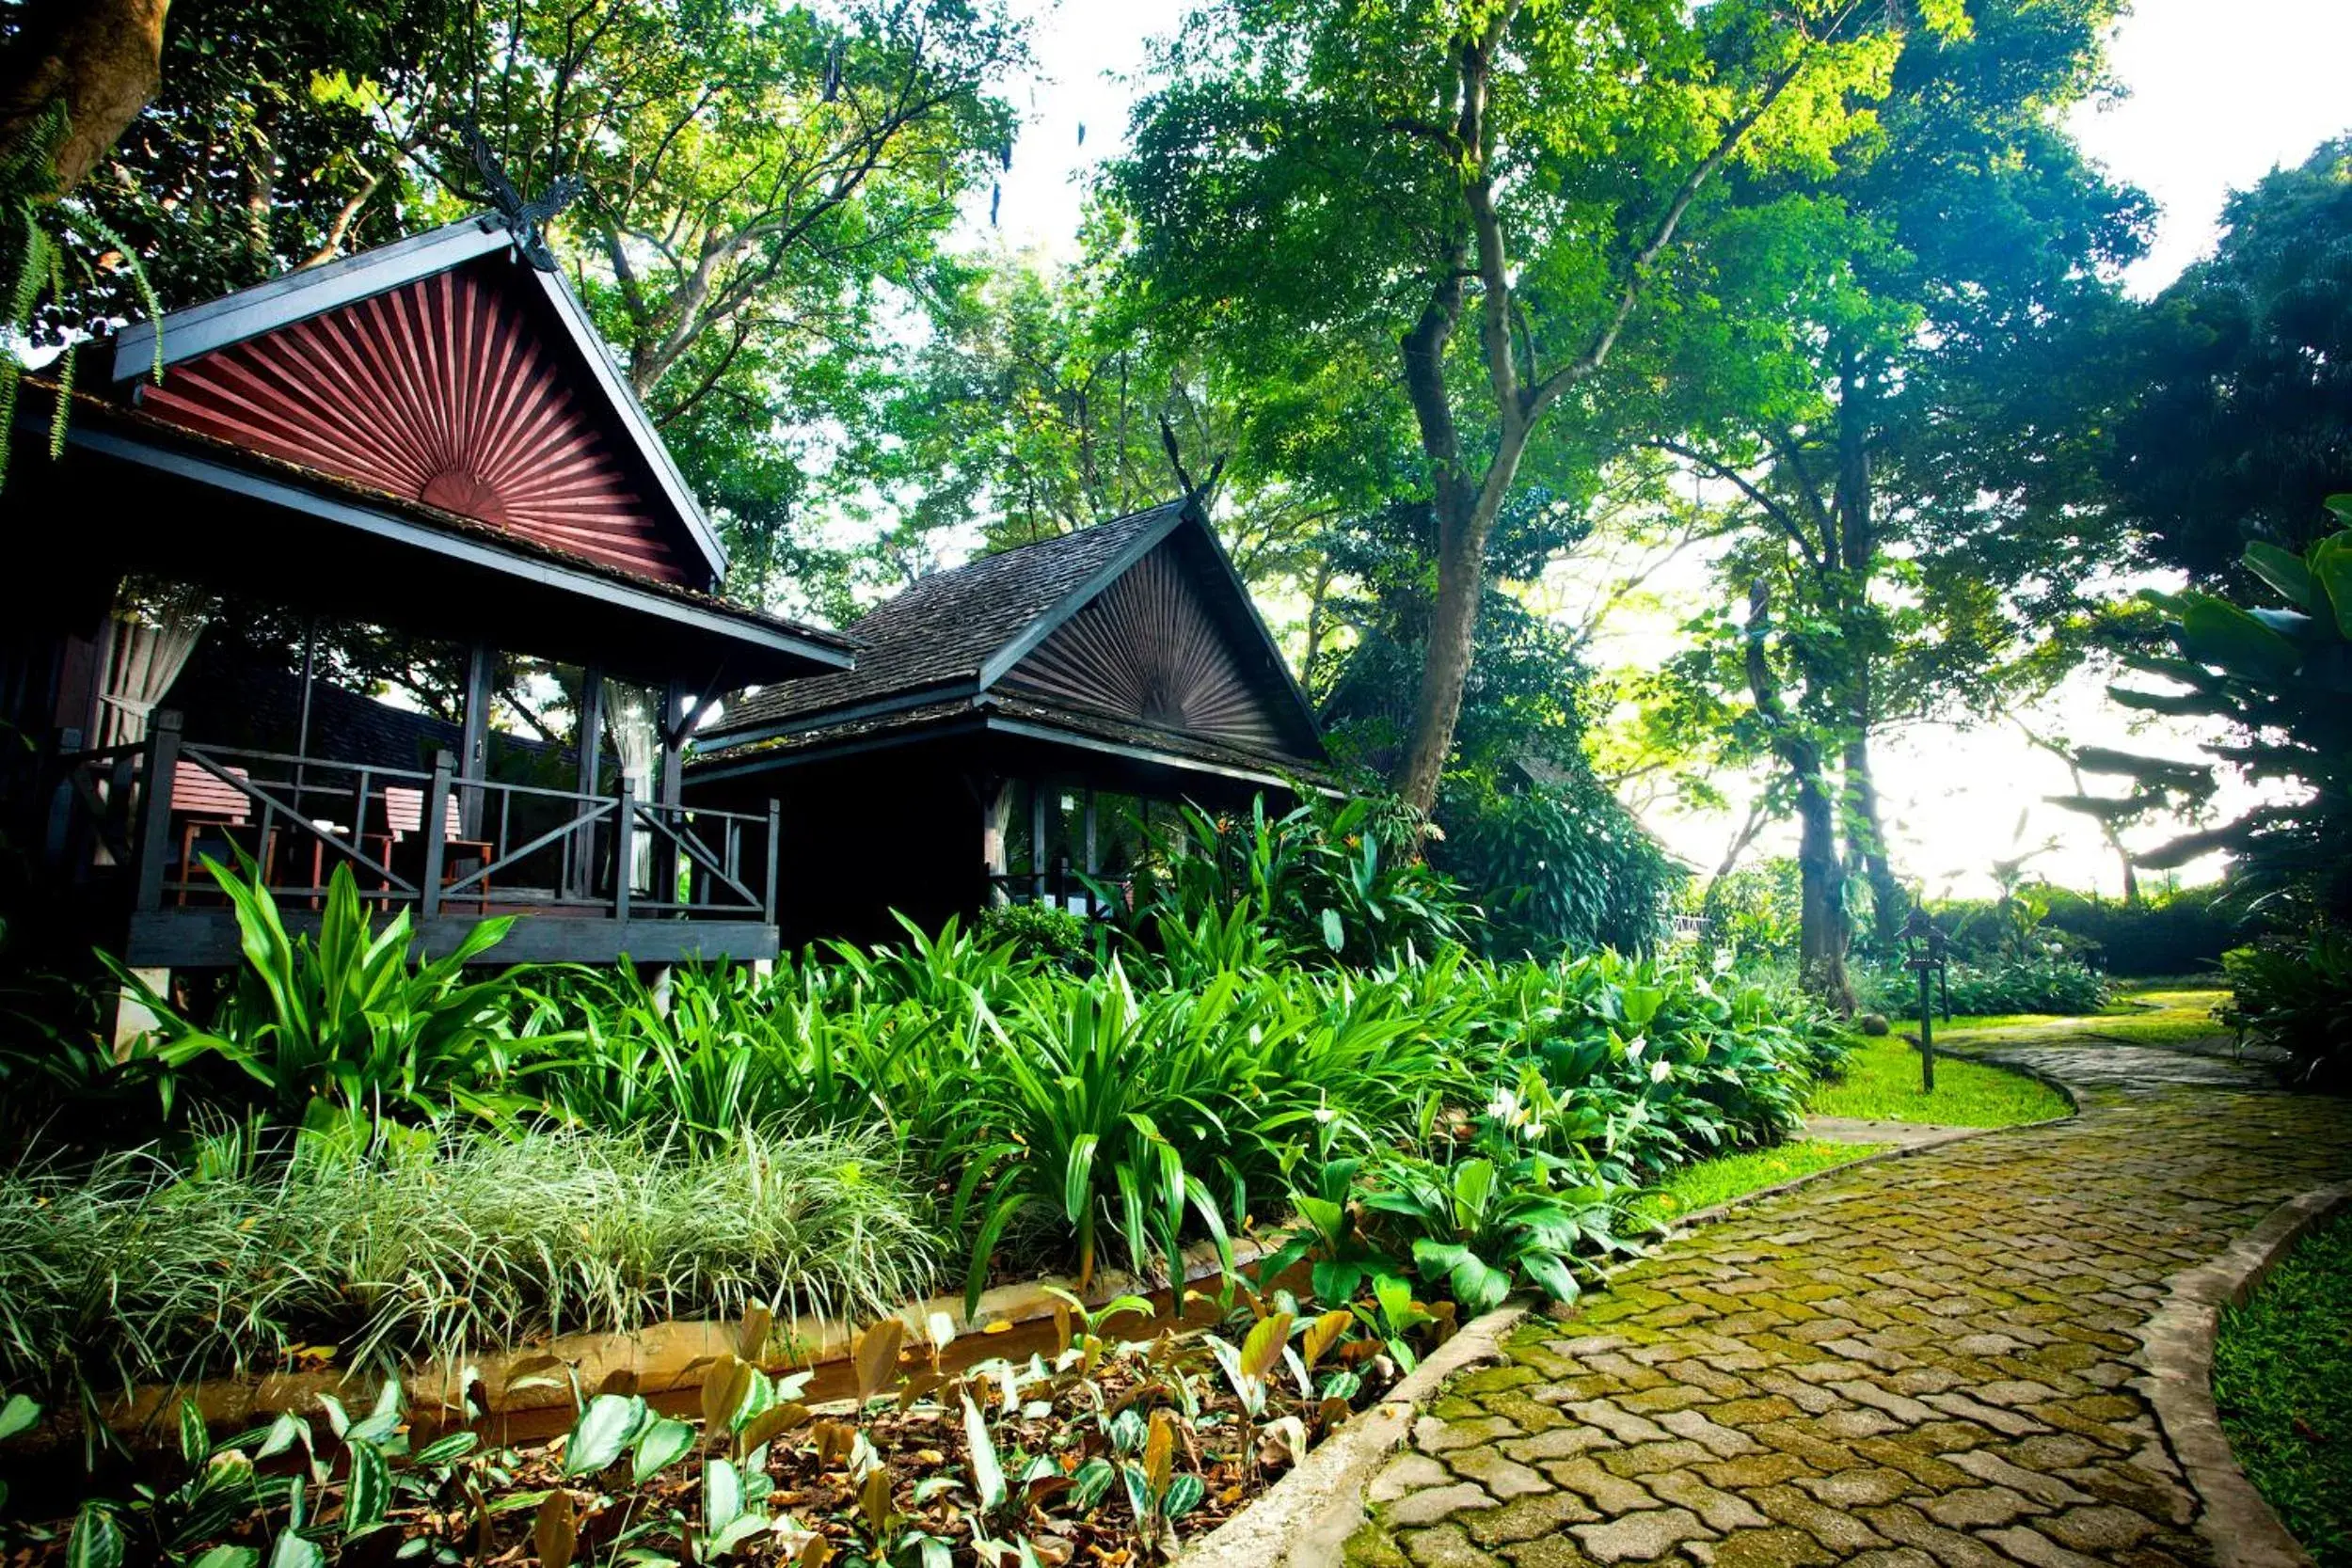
[572,668,605,899]
[980,777,1011,907]
[456,641,493,838]
[764,798,781,925]
[133,710,182,913]
[421,748,453,921]
[613,773,634,922]
[655,682,687,907]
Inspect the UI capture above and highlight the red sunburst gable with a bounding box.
[137,261,693,585]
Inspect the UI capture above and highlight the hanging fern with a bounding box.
[0,99,164,486]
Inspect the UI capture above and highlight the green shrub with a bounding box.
[1434,772,1684,958]
[111,858,538,1125]
[2223,930,2352,1087]
[1859,957,2110,1018]
[2040,883,2239,976]
[1122,794,1473,969]
[0,1122,938,1400]
[975,901,1092,970]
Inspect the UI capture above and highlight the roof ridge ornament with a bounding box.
[460,119,585,273]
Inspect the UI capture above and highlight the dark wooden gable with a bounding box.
[994,528,1314,760]
[135,256,697,585]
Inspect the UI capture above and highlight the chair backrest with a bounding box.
[170,761,250,824]
[384,785,465,840]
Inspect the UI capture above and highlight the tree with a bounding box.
[2105,499,2352,924]
[2114,137,2352,584]
[448,0,1022,608]
[1630,0,2147,999]
[0,0,170,195]
[860,234,1392,647]
[72,0,462,315]
[1110,0,1912,821]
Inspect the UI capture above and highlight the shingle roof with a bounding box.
[710,500,1186,739]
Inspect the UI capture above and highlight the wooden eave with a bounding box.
[23,387,856,688]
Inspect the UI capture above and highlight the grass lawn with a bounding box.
[1929,988,2230,1052]
[1806,1032,2072,1126]
[1630,1139,1895,1226]
[2214,1211,2352,1567]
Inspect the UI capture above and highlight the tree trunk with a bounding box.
[1745,578,1852,1009]
[1397,475,1490,816]
[1793,750,1853,1010]
[0,0,169,196]
[1843,733,1906,949]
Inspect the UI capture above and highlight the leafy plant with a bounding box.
[2224,930,2352,1088]
[110,858,533,1124]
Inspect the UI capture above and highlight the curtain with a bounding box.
[99,581,210,747]
[607,685,659,893]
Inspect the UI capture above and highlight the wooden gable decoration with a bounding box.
[135,256,698,586]
[996,531,1308,758]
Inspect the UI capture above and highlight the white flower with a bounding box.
[1649,1057,1673,1084]
[1624,1036,1647,1060]
[1486,1086,1521,1124]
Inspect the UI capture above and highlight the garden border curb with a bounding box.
[2137,1180,2350,1568]
[1177,1304,1528,1568]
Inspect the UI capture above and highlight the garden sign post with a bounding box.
[1899,906,1949,1095]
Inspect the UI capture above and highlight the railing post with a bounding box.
[133,711,182,912]
[43,726,81,873]
[613,774,634,922]
[421,748,453,921]
[764,799,780,924]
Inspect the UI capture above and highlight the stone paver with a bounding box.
[1347,1036,2352,1568]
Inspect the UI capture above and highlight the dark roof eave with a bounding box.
[692,692,1335,796]
[56,417,856,678]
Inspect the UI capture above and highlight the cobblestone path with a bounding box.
[1348,1042,2352,1568]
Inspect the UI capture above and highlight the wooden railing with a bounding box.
[45,710,779,929]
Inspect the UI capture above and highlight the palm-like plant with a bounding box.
[113,859,532,1123]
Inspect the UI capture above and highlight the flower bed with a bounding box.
[14,1286,1436,1568]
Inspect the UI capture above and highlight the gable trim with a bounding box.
[110,218,512,378]
[108,214,727,585]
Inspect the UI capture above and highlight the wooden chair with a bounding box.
[384,785,495,912]
[170,760,254,905]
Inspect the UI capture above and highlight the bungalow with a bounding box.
[688,498,1330,945]
[0,206,853,977]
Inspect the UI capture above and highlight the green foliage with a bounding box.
[975,901,1092,972]
[1925,882,2238,978]
[1435,772,1685,958]
[0,103,165,485]
[109,859,534,1124]
[2115,137,2352,584]
[2107,504,2352,922]
[1859,958,2110,1020]
[1362,1131,1626,1313]
[2213,1211,2352,1567]
[1122,796,1473,971]
[2223,931,2352,1089]
[0,1123,936,1399]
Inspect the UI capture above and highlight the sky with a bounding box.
[955,0,2352,899]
